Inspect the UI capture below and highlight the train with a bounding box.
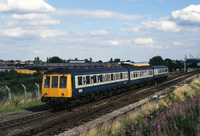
[41,65,168,109]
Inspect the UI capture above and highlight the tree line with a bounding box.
[34,56,183,72]
[149,56,183,72]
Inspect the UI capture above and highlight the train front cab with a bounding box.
[41,74,72,105]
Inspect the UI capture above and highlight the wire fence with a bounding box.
[1,83,41,103]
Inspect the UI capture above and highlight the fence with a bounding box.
[4,83,41,102]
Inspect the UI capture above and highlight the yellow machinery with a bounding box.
[8,69,37,74]
[131,63,150,66]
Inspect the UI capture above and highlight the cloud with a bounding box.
[0,28,67,38]
[120,23,140,32]
[141,19,181,32]
[133,38,163,49]
[137,4,200,32]
[173,41,182,46]
[90,30,109,36]
[28,20,60,25]
[56,9,142,20]
[109,40,120,46]
[0,0,55,13]
[12,13,50,20]
[134,38,154,44]
[11,13,61,25]
[172,5,200,24]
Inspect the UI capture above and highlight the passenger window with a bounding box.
[123,73,128,79]
[52,76,58,88]
[86,76,90,84]
[60,76,67,88]
[44,76,50,88]
[93,75,97,83]
[83,77,86,85]
[111,74,114,81]
[99,75,103,82]
[120,73,123,79]
[78,76,82,85]
[116,73,120,80]
[105,74,109,81]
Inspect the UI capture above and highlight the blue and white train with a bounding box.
[41,65,168,108]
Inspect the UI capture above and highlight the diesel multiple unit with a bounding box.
[41,65,168,108]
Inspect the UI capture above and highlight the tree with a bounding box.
[89,57,93,63]
[109,58,113,62]
[175,60,183,71]
[164,58,174,72]
[34,57,41,64]
[149,56,164,66]
[98,60,103,63]
[114,58,120,62]
[84,59,89,63]
[47,56,63,63]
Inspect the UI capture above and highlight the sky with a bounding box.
[0,0,200,62]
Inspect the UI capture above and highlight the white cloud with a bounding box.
[141,19,181,32]
[0,28,67,38]
[11,13,61,25]
[109,40,120,46]
[0,0,55,13]
[12,13,50,20]
[145,44,163,49]
[172,5,200,24]
[139,5,200,32]
[39,29,67,38]
[173,41,182,46]
[134,38,154,44]
[120,23,140,32]
[28,20,60,25]
[90,30,109,36]
[56,9,142,20]
[0,28,27,37]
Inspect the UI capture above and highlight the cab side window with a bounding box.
[60,76,67,88]
[44,76,50,88]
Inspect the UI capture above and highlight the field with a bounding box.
[0,70,44,116]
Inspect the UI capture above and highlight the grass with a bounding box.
[80,76,200,136]
[0,97,44,117]
[0,71,44,117]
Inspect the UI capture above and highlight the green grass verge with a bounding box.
[0,98,44,117]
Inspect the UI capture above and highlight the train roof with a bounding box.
[151,65,168,69]
[123,66,153,71]
[44,67,127,75]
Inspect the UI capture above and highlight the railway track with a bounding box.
[2,71,199,136]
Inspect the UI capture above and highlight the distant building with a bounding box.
[69,60,85,63]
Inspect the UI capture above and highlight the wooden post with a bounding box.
[5,86,11,101]
[21,84,27,100]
